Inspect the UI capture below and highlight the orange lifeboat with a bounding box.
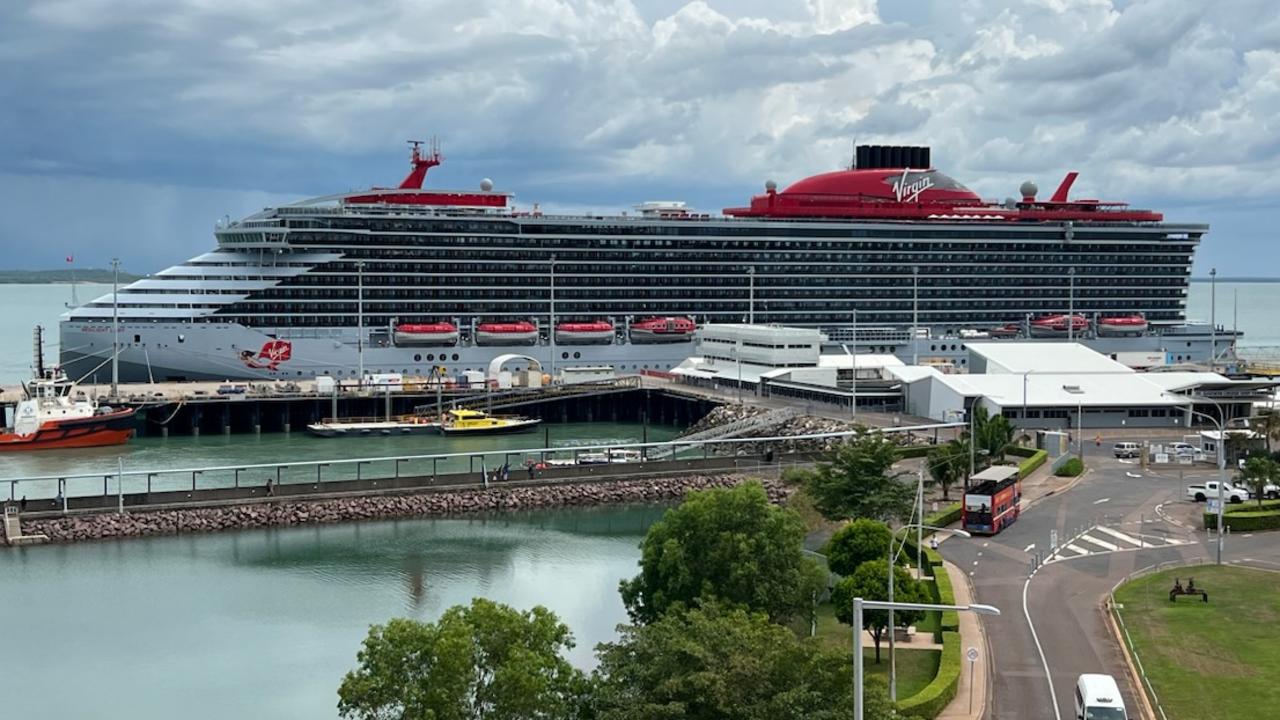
[475,321,539,346]
[554,321,615,345]
[394,322,459,346]
[630,317,696,344]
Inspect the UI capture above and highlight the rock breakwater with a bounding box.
[15,474,790,546]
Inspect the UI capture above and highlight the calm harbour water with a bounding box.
[0,505,665,719]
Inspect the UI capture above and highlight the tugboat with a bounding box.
[0,369,135,451]
[439,408,541,435]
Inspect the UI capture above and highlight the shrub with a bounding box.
[780,466,815,487]
[924,502,962,529]
[1055,457,1084,477]
[933,568,959,633]
[897,631,961,718]
[896,445,935,459]
[1203,502,1280,532]
[1006,446,1037,458]
[1016,450,1048,478]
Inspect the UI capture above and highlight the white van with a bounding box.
[1112,442,1140,459]
[1074,674,1127,720]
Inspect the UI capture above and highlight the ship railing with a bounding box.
[1,421,964,507]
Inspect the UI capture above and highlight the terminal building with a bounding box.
[670,325,1275,429]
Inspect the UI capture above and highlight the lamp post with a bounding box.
[356,259,365,387]
[1209,267,1217,371]
[110,257,120,399]
[854,598,1001,720]
[887,523,971,701]
[549,256,557,381]
[912,266,919,365]
[1187,396,1229,564]
[1068,267,1076,342]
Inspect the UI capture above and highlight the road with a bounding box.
[940,442,1276,720]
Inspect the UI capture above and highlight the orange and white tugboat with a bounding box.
[0,370,135,451]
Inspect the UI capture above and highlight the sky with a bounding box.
[1,0,1277,276]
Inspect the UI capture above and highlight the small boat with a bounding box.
[1096,315,1148,337]
[475,321,539,346]
[578,448,643,465]
[306,415,440,438]
[629,316,696,343]
[394,322,459,346]
[0,370,135,452]
[554,320,614,345]
[1029,314,1088,338]
[439,408,541,435]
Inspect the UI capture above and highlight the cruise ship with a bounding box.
[59,141,1233,383]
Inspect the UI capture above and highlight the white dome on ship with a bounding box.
[480,178,494,191]
[1019,180,1038,199]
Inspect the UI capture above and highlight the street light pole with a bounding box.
[854,598,1001,720]
[356,259,365,387]
[1187,397,1228,564]
[1068,267,1076,342]
[111,257,120,399]
[912,266,919,366]
[1210,267,1217,371]
[549,256,556,381]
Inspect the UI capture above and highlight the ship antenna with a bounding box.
[398,136,444,190]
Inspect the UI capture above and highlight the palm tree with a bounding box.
[1254,409,1280,455]
[926,439,968,501]
[972,405,1016,462]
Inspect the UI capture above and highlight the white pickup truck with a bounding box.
[1185,480,1249,504]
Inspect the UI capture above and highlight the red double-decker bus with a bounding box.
[963,466,1022,535]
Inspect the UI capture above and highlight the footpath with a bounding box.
[937,558,988,720]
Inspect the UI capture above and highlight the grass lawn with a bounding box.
[801,602,941,700]
[1112,565,1280,720]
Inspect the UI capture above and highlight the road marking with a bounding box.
[1093,497,1111,505]
[1078,535,1120,551]
[1243,534,1254,538]
[982,542,989,548]
[1095,526,1146,548]
[973,560,979,566]
[1023,570,1063,720]
[1024,543,1036,553]
[1062,544,1090,556]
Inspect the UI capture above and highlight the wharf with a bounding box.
[0,376,717,438]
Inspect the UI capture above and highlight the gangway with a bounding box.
[647,407,801,460]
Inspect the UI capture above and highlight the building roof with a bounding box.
[965,342,1132,374]
[818,353,905,370]
[944,372,1190,408]
[699,323,824,343]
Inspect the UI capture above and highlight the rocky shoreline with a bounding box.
[12,474,791,546]
[681,405,927,455]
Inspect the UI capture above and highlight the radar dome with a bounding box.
[765,179,777,192]
[1019,180,1038,199]
[480,178,494,191]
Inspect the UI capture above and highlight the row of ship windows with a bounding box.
[210,311,1189,328]
[290,219,1198,242]
[279,231,1198,252]
[315,245,1195,264]
[287,263,1192,277]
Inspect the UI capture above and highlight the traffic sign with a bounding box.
[967,647,980,662]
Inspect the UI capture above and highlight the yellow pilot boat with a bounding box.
[439,408,541,435]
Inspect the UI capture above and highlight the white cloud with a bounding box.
[1,0,1278,274]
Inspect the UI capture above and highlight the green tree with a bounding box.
[337,599,587,720]
[619,481,825,625]
[824,518,894,577]
[807,433,915,521]
[831,560,929,664]
[592,602,907,720]
[1241,455,1278,507]
[925,439,969,501]
[972,405,1015,463]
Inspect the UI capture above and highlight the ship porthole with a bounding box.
[452,354,459,361]
[414,354,422,362]
[561,352,569,359]
[573,352,581,359]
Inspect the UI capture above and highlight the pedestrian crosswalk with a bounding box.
[1050,525,1190,561]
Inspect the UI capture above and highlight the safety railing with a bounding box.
[2,422,964,507]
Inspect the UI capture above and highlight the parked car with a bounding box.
[1185,480,1249,504]
[1112,442,1141,459]
[216,383,247,395]
[1168,442,1197,456]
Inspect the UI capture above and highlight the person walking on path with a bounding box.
[266,477,274,497]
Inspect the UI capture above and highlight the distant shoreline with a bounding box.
[0,269,142,284]
[1190,277,1280,282]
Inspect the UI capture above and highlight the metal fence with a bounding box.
[3,422,965,508]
